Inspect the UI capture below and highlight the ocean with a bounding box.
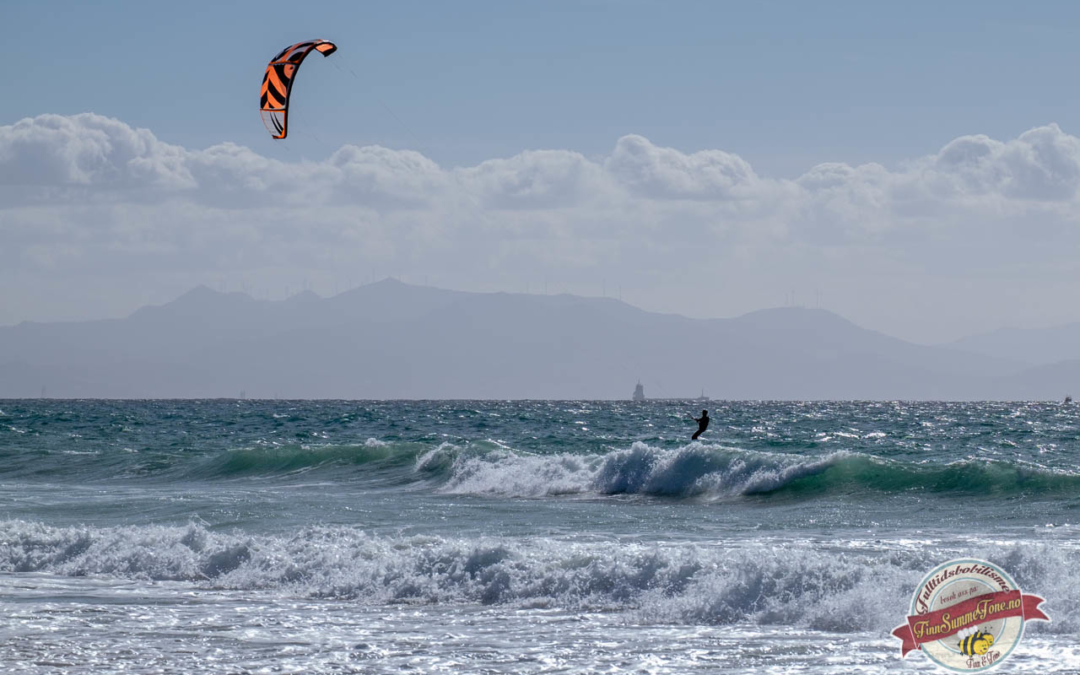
[1,399,1077,673]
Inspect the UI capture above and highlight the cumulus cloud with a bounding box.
[457,149,608,210]
[0,113,194,189]
[2,113,1080,340]
[927,124,1080,200]
[606,134,763,200]
[328,144,446,208]
[6,113,1080,216]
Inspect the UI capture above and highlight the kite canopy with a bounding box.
[259,39,337,139]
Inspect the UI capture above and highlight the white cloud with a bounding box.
[457,149,608,210]
[606,134,763,200]
[926,124,1080,200]
[329,144,446,208]
[2,113,1080,341]
[0,113,194,189]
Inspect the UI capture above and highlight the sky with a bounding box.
[3,0,1080,343]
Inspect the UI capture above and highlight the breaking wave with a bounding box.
[415,441,1080,500]
[9,432,1079,501]
[1,519,1075,634]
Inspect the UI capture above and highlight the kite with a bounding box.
[259,39,337,139]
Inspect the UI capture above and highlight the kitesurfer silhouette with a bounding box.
[691,410,709,440]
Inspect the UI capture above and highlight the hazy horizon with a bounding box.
[7,276,1080,348]
[3,277,1076,400]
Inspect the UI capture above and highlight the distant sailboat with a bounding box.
[1066,395,1074,405]
[694,389,710,403]
[633,382,645,402]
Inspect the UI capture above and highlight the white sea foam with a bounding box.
[1,519,1074,634]
[417,441,849,499]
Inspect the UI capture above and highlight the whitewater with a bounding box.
[1,399,1078,673]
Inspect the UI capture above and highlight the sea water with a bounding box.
[1,400,1078,673]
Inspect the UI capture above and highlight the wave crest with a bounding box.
[415,441,1080,500]
[2,520,1075,633]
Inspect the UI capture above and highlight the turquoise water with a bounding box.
[1,400,1078,673]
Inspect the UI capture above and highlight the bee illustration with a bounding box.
[957,626,995,657]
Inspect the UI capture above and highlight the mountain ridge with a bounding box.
[946,321,1080,366]
[0,280,1071,400]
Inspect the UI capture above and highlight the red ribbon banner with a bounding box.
[892,590,1049,657]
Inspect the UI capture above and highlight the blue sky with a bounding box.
[10,0,1080,173]
[4,1,1080,342]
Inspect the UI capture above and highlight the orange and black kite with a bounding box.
[259,39,338,139]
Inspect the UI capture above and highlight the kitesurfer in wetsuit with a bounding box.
[691,410,709,440]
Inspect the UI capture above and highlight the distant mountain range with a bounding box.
[1,279,1076,400]
[946,322,1080,366]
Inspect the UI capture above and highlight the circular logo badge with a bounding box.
[892,559,1050,672]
